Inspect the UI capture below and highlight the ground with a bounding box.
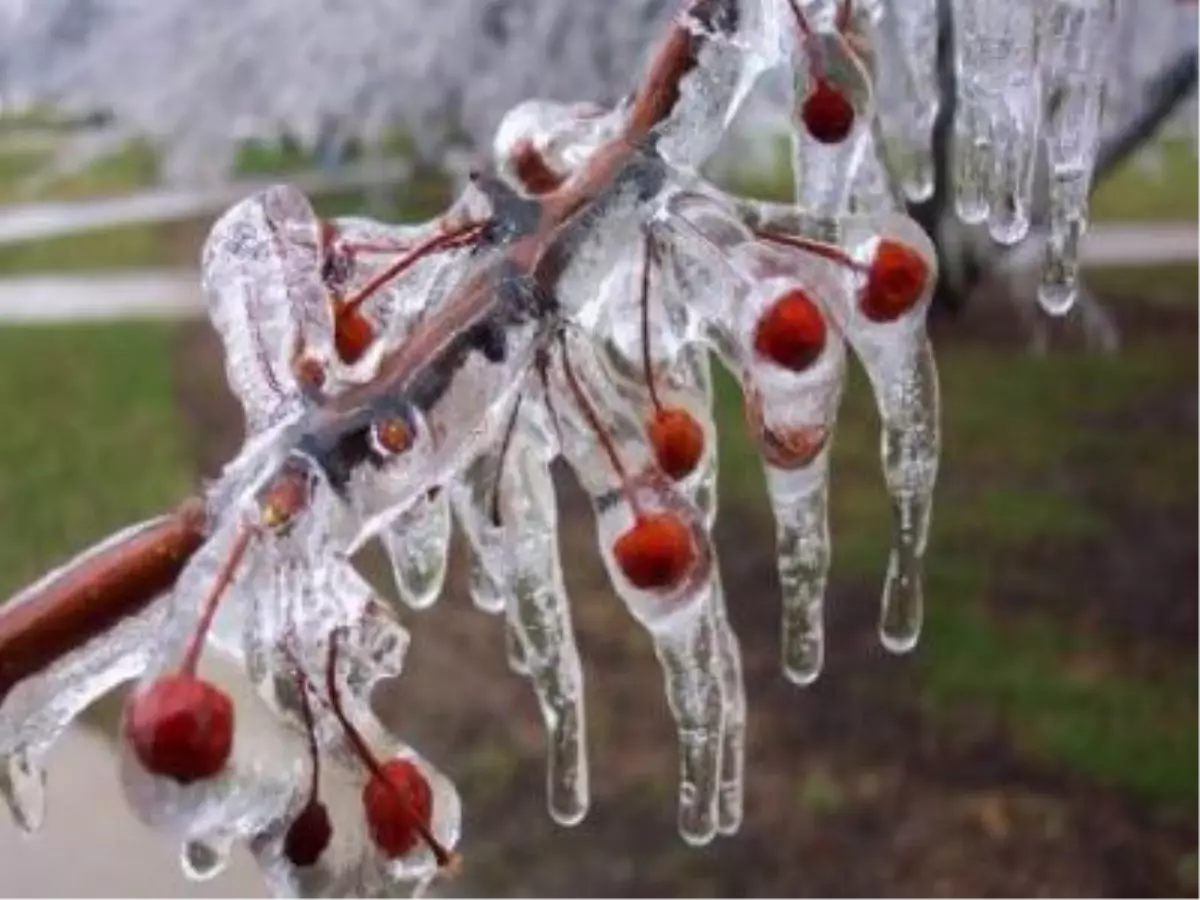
[168,268,1196,898]
[0,135,1195,897]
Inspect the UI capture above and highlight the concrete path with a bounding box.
[0,726,267,898]
[0,160,413,247]
[0,223,1192,324]
[0,270,204,322]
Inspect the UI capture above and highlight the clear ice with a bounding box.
[0,0,1148,895]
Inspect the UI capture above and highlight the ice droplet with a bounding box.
[0,747,46,833]
[378,489,452,610]
[875,336,939,653]
[182,835,232,881]
[503,617,531,676]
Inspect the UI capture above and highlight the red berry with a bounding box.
[744,392,828,470]
[802,80,855,144]
[124,675,234,784]
[511,139,564,195]
[753,289,827,372]
[294,355,326,390]
[363,759,434,859]
[613,513,695,591]
[334,307,375,364]
[647,407,705,481]
[860,239,929,323]
[284,800,333,868]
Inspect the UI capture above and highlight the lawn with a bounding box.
[0,322,194,599]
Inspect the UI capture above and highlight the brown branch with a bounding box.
[0,498,208,704]
[0,0,718,706]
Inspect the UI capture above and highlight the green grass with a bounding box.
[0,322,195,601]
[1091,139,1199,223]
[713,318,1197,811]
[921,595,1197,807]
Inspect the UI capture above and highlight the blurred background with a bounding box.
[0,1,1196,897]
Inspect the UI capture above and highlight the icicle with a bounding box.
[652,608,724,846]
[499,430,589,827]
[377,489,452,611]
[829,215,939,651]
[765,453,836,682]
[876,0,941,201]
[181,835,233,881]
[1038,0,1116,315]
[954,0,1044,242]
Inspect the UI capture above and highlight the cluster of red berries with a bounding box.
[122,543,452,874]
[605,225,927,598]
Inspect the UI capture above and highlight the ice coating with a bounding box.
[494,417,589,827]
[18,0,1154,894]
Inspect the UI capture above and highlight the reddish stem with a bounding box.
[180,525,254,676]
[837,0,852,31]
[324,628,454,869]
[755,228,868,275]
[490,394,524,527]
[638,231,664,414]
[283,639,322,803]
[785,0,815,38]
[556,334,643,517]
[338,240,415,256]
[338,220,489,319]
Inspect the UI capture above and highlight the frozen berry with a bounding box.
[284,800,333,868]
[802,80,855,144]
[647,407,704,480]
[753,289,827,372]
[512,140,564,194]
[334,307,375,364]
[363,759,434,859]
[613,513,695,591]
[124,675,234,784]
[860,239,928,323]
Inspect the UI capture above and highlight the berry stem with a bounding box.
[324,628,455,869]
[283,639,322,805]
[338,240,415,256]
[337,220,490,319]
[638,230,665,414]
[754,228,868,275]
[490,394,524,527]
[785,0,815,39]
[180,524,255,676]
[836,0,852,32]
[556,334,643,517]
